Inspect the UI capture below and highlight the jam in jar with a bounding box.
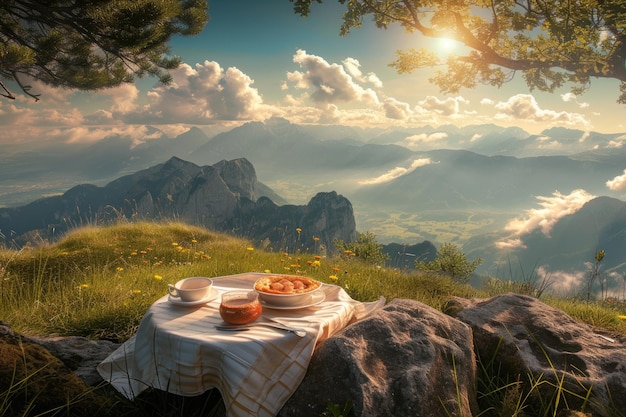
[219,291,262,324]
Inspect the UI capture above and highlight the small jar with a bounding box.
[219,291,262,324]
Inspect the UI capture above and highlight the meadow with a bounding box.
[1,221,625,416]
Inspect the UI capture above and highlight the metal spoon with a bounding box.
[215,322,307,337]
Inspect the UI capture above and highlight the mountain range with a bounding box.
[3,117,626,295]
[0,157,356,255]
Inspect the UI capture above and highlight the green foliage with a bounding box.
[416,242,482,283]
[333,231,389,266]
[323,401,353,417]
[291,0,626,102]
[0,0,209,100]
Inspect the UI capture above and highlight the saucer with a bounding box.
[168,287,218,306]
[260,291,326,310]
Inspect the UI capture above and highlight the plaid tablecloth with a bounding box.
[97,272,384,417]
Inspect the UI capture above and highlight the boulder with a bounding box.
[446,293,626,417]
[279,298,479,417]
[0,322,114,416]
[26,334,120,386]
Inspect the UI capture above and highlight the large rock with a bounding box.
[446,293,626,417]
[0,323,114,416]
[26,334,120,386]
[279,298,478,417]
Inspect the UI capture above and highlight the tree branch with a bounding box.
[11,72,40,101]
[0,81,16,100]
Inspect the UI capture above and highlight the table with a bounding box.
[97,272,384,417]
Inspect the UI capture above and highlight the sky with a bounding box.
[2,0,626,146]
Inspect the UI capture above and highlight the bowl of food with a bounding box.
[254,275,322,307]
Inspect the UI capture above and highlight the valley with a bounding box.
[3,118,626,296]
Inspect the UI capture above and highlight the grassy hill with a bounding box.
[1,221,625,416]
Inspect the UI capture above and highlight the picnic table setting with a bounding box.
[97,272,385,417]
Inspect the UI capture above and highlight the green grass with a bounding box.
[1,220,625,416]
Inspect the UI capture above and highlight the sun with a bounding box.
[438,37,458,53]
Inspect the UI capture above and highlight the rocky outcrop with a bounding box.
[446,293,626,417]
[0,323,115,416]
[281,294,626,416]
[230,191,357,254]
[279,298,478,417]
[0,158,355,253]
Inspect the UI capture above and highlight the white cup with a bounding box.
[167,277,213,302]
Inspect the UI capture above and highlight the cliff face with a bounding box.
[0,157,356,253]
[230,191,357,255]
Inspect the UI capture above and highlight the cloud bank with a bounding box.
[496,189,595,249]
[358,158,433,185]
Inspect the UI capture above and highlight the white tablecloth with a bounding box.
[97,272,384,417]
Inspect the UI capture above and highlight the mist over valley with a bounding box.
[3,118,626,294]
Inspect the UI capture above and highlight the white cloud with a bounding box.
[546,268,586,295]
[560,92,590,109]
[607,134,626,149]
[493,94,591,128]
[287,49,380,105]
[418,95,468,116]
[501,189,595,238]
[124,60,270,124]
[100,84,140,114]
[561,92,576,102]
[495,237,526,250]
[358,158,433,185]
[404,132,448,149]
[342,57,383,88]
[606,169,626,191]
[383,97,412,120]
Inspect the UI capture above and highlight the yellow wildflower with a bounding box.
[296,227,302,233]
[247,247,255,252]
[618,315,626,320]
[264,269,271,273]
[329,275,338,281]
[191,239,197,243]
[171,242,179,246]
[154,275,163,281]
[313,260,321,267]
[132,289,142,295]
[116,267,124,272]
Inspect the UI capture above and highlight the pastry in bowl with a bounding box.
[254,275,322,307]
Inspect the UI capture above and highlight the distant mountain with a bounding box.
[503,196,626,274]
[460,196,626,295]
[187,117,412,181]
[0,158,355,253]
[351,149,625,213]
[382,241,438,270]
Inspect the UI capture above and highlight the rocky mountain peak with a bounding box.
[0,158,356,253]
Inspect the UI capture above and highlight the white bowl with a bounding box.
[254,275,322,307]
